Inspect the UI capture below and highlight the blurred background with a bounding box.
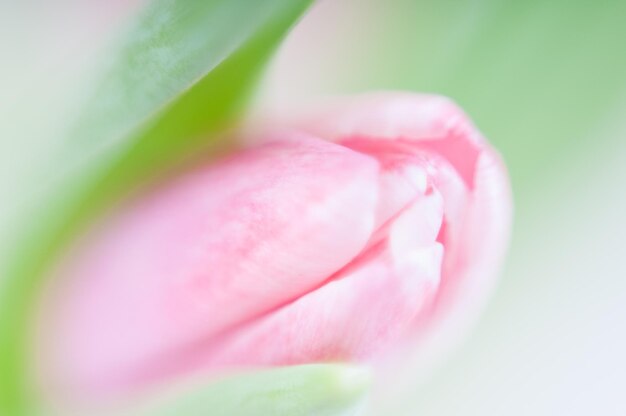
[2,0,626,415]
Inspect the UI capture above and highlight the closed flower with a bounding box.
[35,93,511,408]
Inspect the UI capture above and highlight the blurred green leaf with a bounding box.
[0,0,312,413]
[135,365,370,416]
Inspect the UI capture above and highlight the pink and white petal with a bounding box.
[427,149,512,350]
[375,148,512,395]
[255,92,472,143]
[191,193,445,372]
[37,135,381,398]
[276,93,511,340]
[261,93,511,388]
[256,93,485,189]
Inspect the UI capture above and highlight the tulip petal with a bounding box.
[38,136,380,397]
[186,192,444,372]
[267,92,511,380]
[285,93,470,143]
[417,149,512,358]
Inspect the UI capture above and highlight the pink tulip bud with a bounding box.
[35,93,511,405]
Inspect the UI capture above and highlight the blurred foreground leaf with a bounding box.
[0,0,312,413]
[135,365,370,416]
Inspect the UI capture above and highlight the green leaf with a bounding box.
[0,0,312,413]
[135,365,370,416]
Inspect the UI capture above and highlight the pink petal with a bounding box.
[189,192,445,372]
[266,92,512,375]
[38,135,380,397]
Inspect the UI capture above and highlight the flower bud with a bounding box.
[34,93,511,407]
